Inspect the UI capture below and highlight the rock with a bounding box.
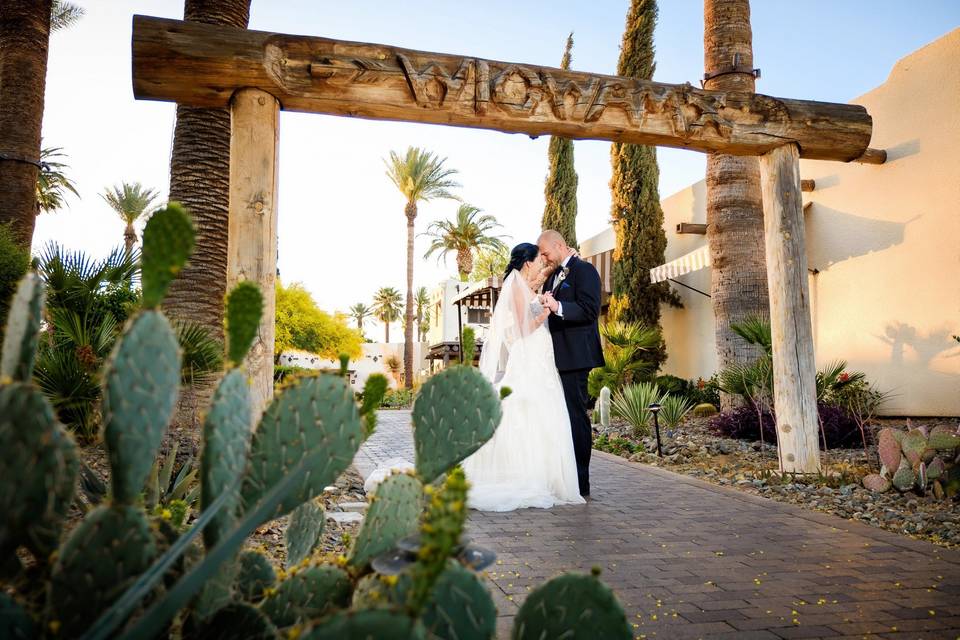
[840,484,857,495]
[338,501,368,512]
[326,512,364,525]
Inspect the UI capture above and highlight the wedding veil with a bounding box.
[478,271,541,384]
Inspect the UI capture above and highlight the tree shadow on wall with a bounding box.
[875,322,957,367]
[805,204,919,271]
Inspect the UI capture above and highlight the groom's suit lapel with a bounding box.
[550,255,579,295]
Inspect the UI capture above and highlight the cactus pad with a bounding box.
[242,374,362,523]
[48,505,158,637]
[225,282,263,365]
[102,310,181,504]
[0,383,78,558]
[193,602,277,640]
[0,593,35,640]
[421,562,497,640]
[0,272,44,382]
[302,609,424,640]
[201,369,252,548]
[236,550,276,602]
[926,456,945,481]
[861,474,891,493]
[261,565,352,628]
[412,366,502,483]
[285,500,325,568]
[891,462,916,492]
[900,430,927,467]
[140,202,195,308]
[928,426,960,451]
[348,472,422,568]
[352,572,413,610]
[876,428,902,472]
[512,572,631,640]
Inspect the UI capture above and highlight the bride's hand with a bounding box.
[535,306,551,325]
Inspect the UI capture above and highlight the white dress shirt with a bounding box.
[552,253,574,317]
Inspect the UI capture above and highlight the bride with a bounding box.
[462,243,585,511]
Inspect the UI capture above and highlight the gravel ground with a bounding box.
[595,415,960,548]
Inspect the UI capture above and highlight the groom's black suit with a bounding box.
[543,255,604,496]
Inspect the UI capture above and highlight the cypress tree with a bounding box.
[541,32,579,247]
[608,0,679,355]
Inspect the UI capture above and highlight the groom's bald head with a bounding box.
[538,230,570,266]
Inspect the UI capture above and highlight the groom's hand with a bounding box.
[542,292,559,313]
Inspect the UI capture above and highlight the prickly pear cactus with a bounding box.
[926,456,945,480]
[242,374,362,522]
[193,602,278,640]
[140,202,195,309]
[349,472,423,568]
[359,373,389,439]
[412,366,502,483]
[901,429,927,467]
[929,425,960,451]
[599,386,611,429]
[225,281,263,365]
[302,609,424,640]
[877,428,902,472]
[512,571,632,640]
[862,474,891,493]
[261,565,352,628]
[0,272,43,382]
[48,505,158,637]
[102,310,181,504]
[352,572,412,610]
[236,550,277,602]
[202,368,252,548]
[891,461,916,492]
[0,593,35,640]
[0,383,79,558]
[421,562,497,640]
[285,500,325,569]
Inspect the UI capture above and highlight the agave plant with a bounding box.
[658,394,694,431]
[611,382,668,437]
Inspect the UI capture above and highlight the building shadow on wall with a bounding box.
[806,204,918,270]
[876,322,957,367]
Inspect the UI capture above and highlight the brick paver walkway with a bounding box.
[356,411,960,639]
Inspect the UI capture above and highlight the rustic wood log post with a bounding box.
[759,143,821,474]
[227,88,280,417]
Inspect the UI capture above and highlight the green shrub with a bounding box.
[611,382,667,437]
[588,320,660,398]
[0,223,31,340]
[381,387,414,408]
[658,394,694,430]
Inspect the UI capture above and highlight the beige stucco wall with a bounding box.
[582,28,960,416]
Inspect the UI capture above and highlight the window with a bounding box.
[467,308,490,324]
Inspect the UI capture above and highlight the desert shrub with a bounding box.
[274,365,308,383]
[593,433,639,457]
[658,394,694,430]
[0,223,31,338]
[709,402,867,450]
[381,387,414,408]
[611,382,667,437]
[689,375,721,408]
[653,374,689,396]
[588,320,660,398]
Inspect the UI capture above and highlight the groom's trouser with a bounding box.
[559,369,592,495]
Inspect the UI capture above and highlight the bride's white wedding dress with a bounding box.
[461,271,585,511]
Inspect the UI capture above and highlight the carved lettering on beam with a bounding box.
[585,80,639,124]
[491,65,543,117]
[540,71,601,121]
[397,54,475,108]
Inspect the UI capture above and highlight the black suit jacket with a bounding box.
[543,256,605,373]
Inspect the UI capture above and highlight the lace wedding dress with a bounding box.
[461,271,584,511]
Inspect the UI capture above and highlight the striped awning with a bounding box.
[582,249,613,294]
[649,245,711,284]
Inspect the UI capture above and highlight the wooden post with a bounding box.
[759,143,821,474]
[227,88,280,417]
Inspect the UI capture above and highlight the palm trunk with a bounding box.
[704,0,768,411]
[163,0,251,438]
[0,0,52,250]
[124,222,136,259]
[384,321,390,344]
[456,247,473,281]
[403,201,416,389]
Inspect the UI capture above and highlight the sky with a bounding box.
[36,0,959,335]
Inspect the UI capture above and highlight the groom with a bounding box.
[537,230,604,497]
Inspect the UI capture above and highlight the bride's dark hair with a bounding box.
[504,243,539,279]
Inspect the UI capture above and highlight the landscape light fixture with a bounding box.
[649,402,663,458]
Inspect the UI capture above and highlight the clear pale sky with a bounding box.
[35,0,959,333]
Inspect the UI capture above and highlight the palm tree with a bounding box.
[422,204,509,280]
[349,302,372,337]
[414,287,430,343]
[163,0,251,432]
[36,146,79,214]
[372,287,403,343]
[0,1,84,250]
[704,0,769,410]
[101,182,160,258]
[384,147,460,389]
[471,245,510,282]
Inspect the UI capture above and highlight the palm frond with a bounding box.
[729,316,772,353]
[36,147,80,213]
[384,147,460,205]
[176,321,224,385]
[51,1,85,31]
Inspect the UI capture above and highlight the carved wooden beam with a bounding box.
[132,16,873,162]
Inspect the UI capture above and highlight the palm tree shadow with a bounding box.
[875,322,957,366]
